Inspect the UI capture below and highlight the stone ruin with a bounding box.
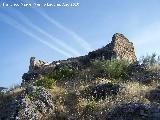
[112,33,137,63]
[22,33,137,84]
[88,33,137,63]
[29,57,45,72]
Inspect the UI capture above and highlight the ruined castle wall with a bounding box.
[23,33,137,84]
[112,33,137,63]
[88,33,137,63]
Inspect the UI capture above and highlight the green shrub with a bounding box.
[140,53,156,66]
[139,53,160,70]
[50,65,75,80]
[35,76,56,89]
[79,56,90,65]
[92,59,131,79]
[35,65,75,88]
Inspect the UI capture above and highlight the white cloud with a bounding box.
[10,9,81,56]
[37,11,92,52]
[22,0,92,52]
[0,12,72,57]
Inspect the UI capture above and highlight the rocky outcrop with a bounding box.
[28,57,56,74]
[18,86,54,120]
[106,103,160,120]
[0,86,55,120]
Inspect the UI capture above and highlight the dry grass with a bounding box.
[1,77,159,119]
[48,78,159,119]
[49,86,67,97]
[145,63,160,71]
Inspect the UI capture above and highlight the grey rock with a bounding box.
[106,103,160,120]
[1,86,55,120]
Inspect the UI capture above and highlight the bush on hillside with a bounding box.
[35,65,76,88]
[79,56,90,65]
[91,83,120,100]
[50,65,76,80]
[35,76,56,89]
[92,59,131,79]
[139,53,160,71]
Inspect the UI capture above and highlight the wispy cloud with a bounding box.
[38,11,92,52]
[0,12,72,57]
[9,9,81,56]
[131,22,160,57]
[22,0,92,52]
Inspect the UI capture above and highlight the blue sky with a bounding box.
[0,0,160,87]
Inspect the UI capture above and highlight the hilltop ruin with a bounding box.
[28,33,136,72]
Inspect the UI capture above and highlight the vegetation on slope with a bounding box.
[92,59,131,79]
[1,54,160,120]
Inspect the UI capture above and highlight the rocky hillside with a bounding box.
[1,33,160,120]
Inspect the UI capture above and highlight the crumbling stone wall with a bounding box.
[88,33,137,63]
[29,57,46,73]
[23,33,137,84]
[111,33,137,63]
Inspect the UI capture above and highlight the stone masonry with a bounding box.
[22,33,137,84]
[88,33,137,63]
[112,33,137,63]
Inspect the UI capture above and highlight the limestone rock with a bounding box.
[18,86,55,119]
[106,103,160,120]
[1,86,55,120]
